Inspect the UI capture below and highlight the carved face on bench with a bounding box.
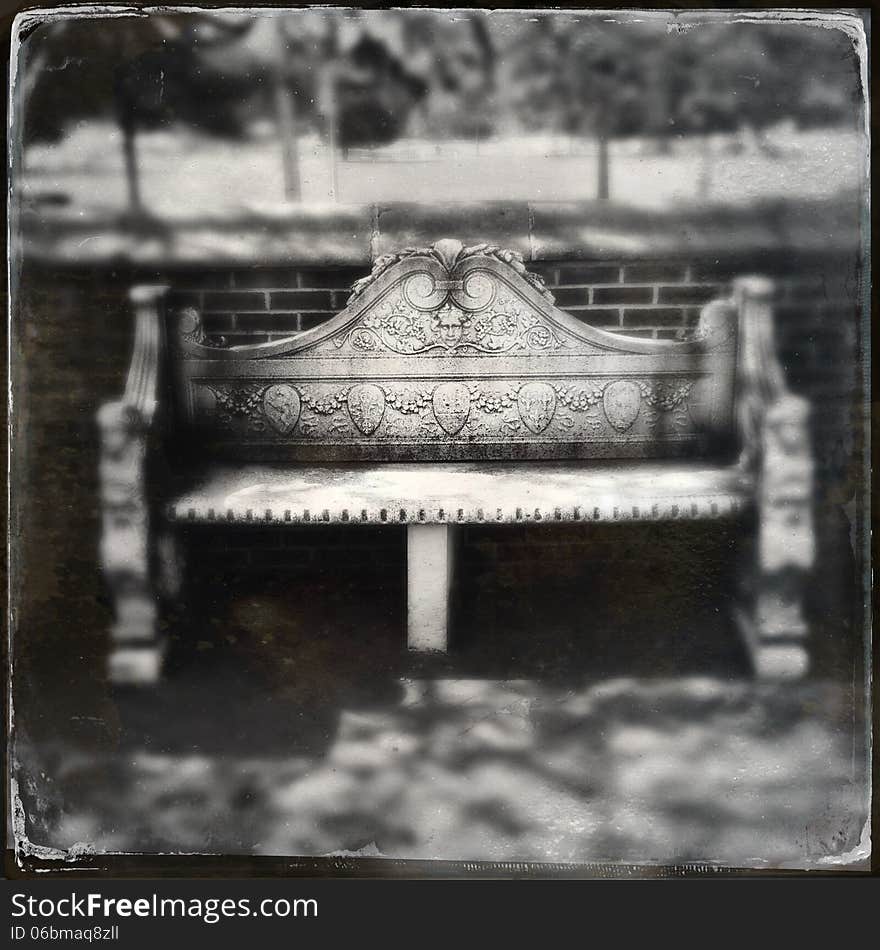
[431,304,466,349]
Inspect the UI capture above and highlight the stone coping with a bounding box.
[16,195,862,266]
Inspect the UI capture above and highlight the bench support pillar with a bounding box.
[739,394,815,679]
[98,401,164,684]
[97,286,168,685]
[732,279,815,680]
[407,524,456,652]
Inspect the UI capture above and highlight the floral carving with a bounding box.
[472,310,517,340]
[375,302,431,348]
[205,384,269,434]
[211,385,265,418]
[384,388,433,414]
[340,294,563,356]
[555,385,604,411]
[347,328,379,351]
[198,377,696,443]
[470,386,517,413]
[301,391,349,415]
[552,380,693,414]
[640,380,693,410]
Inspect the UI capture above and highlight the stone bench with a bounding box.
[98,239,815,683]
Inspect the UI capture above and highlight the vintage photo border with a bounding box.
[4,3,873,879]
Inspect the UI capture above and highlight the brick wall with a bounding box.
[10,248,866,711]
[167,255,858,358]
[172,261,724,345]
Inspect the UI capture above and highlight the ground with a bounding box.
[13,566,869,870]
[21,125,864,217]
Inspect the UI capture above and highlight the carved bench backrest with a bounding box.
[165,240,739,462]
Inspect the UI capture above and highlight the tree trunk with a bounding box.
[121,123,143,215]
[320,17,340,203]
[326,91,339,202]
[274,75,300,201]
[273,17,300,202]
[597,130,610,201]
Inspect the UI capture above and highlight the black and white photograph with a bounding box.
[6,6,871,874]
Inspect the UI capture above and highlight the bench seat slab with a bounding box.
[168,461,753,526]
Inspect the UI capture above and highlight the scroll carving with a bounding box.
[177,307,206,345]
[348,239,555,305]
[175,307,230,349]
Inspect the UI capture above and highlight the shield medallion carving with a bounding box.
[262,384,301,434]
[603,380,642,432]
[432,382,471,435]
[347,383,386,435]
[517,382,557,434]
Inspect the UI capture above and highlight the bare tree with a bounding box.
[22,14,256,221]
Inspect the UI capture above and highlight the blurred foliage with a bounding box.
[336,31,429,151]
[20,11,862,147]
[21,15,261,143]
[498,16,862,142]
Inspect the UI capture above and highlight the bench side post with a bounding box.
[97,285,169,684]
[407,524,456,652]
[733,277,815,679]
